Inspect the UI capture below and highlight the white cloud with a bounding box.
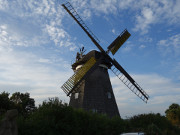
[120,41,134,52]
[90,0,117,15]
[139,45,146,49]
[0,45,72,105]
[138,37,153,43]
[38,58,51,63]
[0,0,9,11]
[0,22,48,47]
[111,73,180,118]
[62,0,180,35]
[117,0,180,34]
[118,0,133,9]
[69,0,92,19]
[41,0,180,36]
[112,29,116,34]
[71,0,117,17]
[134,7,155,34]
[172,62,180,81]
[44,24,77,50]
[46,25,66,44]
[0,0,77,51]
[157,34,180,56]
[77,0,179,34]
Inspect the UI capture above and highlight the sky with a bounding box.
[0,0,180,118]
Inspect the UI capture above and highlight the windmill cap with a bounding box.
[72,50,112,70]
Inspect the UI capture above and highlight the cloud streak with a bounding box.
[0,0,77,50]
[118,0,180,34]
[158,34,180,56]
[0,45,71,104]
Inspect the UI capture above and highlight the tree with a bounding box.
[10,92,36,115]
[0,92,10,110]
[165,103,180,126]
[0,91,14,114]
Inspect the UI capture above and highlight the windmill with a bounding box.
[61,2,149,117]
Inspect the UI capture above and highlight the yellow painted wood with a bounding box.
[61,57,96,94]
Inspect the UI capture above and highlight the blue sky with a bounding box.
[0,0,180,118]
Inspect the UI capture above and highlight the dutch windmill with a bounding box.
[61,2,149,117]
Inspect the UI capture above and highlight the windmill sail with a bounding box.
[62,2,149,104]
[110,59,149,103]
[61,57,96,96]
[107,29,131,55]
[62,2,105,53]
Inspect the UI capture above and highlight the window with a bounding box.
[75,93,79,99]
[92,109,97,113]
[107,92,111,99]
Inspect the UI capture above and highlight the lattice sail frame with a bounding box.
[62,2,105,52]
[61,57,96,96]
[111,65,149,103]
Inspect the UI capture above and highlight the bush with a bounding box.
[128,113,180,135]
[16,97,180,135]
[17,97,127,135]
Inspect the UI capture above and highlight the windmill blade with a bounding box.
[61,57,96,96]
[107,29,131,55]
[110,58,149,103]
[61,56,104,96]
[62,2,105,53]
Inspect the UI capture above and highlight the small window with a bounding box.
[92,109,97,113]
[75,93,79,99]
[107,92,111,99]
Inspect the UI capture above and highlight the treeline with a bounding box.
[0,91,36,116]
[0,91,180,135]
